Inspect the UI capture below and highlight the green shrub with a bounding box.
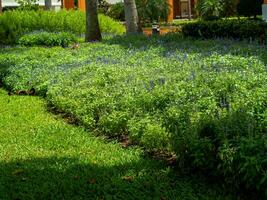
[196,0,223,20]
[0,10,125,45]
[16,0,39,11]
[136,0,170,22]
[196,0,239,19]
[105,0,170,23]
[98,0,111,14]
[18,32,78,47]
[106,2,125,21]
[182,19,267,40]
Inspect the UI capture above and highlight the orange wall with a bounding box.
[168,0,197,21]
[168,0,173,22]
[78,0,86,11]
[264,0,267,4]
[63,0,75,10]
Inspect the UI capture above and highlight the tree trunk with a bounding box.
[85,0,102,42]
[188,0,192,20]
[124,0,140,34]
[0,0,3,14]
[45,0,52,10]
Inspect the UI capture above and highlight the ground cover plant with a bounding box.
[0,35,266,198]
[0,10,125,45]
[0,89,230,199]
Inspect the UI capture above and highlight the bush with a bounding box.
[105,0,169,23]
[136,0,170,22]
[196,0,223,20]
[182,19,267,40]
[1,36,266,198]
[196,0,239,19]
[0,10,125,45]
[98,0,111,14]
[106,2,125,21]
[18,32,78,47]
[16,0,39,11]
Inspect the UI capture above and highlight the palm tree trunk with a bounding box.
[124,0,140,34]
[85,0,102,42]
[45,0,52,10]
[0,0,3,13]
[188,0,192,20]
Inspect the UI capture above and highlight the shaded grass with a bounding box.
[0,89,232,200]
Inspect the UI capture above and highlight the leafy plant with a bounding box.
[18,32,78,47]
[196,0,222,20]
[196,0,239,20]
[15,0,39,11]
[136,0,170,22]
[105,0,170,23]
[106,2,125,21]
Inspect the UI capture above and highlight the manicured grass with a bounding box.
[0,89,230,200]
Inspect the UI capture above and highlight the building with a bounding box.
[75,0,196,21]
[2,0,61,10]
[1,0,121,11]
[76,0,121,11]
[1,0,195,21]
[168,0,196,21]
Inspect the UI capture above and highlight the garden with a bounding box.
[0,0,267,199]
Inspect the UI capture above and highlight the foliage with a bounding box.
[0,36,266,198]
[237,0,263,18]
[18,32,78,47]
[106,2,125,21]
[0,10,125,45]
[221,0,239,17]
[15,0,39,11]
[181,19,267,40]
[98,0,111,13]
[196,0,239,20]
[136,0,170,22]
[105,0,169,23]
[196,0,222,20]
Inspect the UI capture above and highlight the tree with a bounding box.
[0,0,2,13]
[196,0,222,19]
[196,0,239,20]
[85,0,102,42]
[237,0,263,18]
[124,0,139,34]
[136,0,169,23]
[45,0,52,10]
[221,0,238,17]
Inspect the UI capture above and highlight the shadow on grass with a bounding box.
[0,156,228,200]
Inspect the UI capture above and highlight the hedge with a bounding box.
[181,19,267,40]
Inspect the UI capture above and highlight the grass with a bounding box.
[0,89,230,200]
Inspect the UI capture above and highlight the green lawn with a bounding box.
[0,89,229,200]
